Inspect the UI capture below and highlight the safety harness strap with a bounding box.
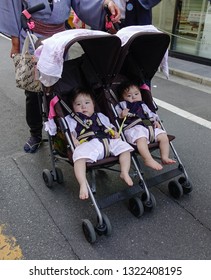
[124,118,155,143]
[101,138,110,158]
[76,114,111,158]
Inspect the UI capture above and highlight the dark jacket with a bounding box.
[124,0,161,26]
[138,0,162,10]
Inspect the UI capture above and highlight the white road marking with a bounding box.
[154,98,211,129]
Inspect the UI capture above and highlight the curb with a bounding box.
[169,68,211,87]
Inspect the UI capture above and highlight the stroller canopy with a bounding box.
[35,26,170,88]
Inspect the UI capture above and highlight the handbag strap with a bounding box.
[22,34,38,54]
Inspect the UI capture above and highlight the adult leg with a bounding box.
[74,158,89,200]
[25,90,43,137]
[24,90,43,153]
[136,137,163,170]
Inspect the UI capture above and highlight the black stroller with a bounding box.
[23,7,192,241]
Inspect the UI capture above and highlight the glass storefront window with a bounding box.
[153,0,176,34]
[200,1,211,58]
[153,0,211,61]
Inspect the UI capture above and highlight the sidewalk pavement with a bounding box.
[168,56,211,87]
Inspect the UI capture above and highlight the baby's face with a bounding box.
[72,93,95,117]
[123,85,142,103]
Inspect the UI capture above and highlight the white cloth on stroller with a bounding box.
[35,29,109,86]
[44,118,57,136]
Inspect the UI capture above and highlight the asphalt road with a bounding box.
[0,35,211,260]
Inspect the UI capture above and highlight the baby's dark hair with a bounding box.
[69,86,95,109]
[116,80,139,101]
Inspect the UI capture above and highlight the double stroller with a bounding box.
[33,27,192,243]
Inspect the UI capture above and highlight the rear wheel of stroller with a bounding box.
[128,197,144,218]
[42,169,53,188]
[96,212,112,236]
[55,167,64,184]
[82,219,97,244]
[178,176,193,194]
[168,180,183,199]
[141,192,156,212]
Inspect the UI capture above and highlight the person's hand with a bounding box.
[71,134,80,147]
[104,0,121,23]
[154,121,161,128]
[113,131,120,139]
[10,36,20,58]
[121,108,130,118]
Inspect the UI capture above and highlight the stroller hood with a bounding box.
[35,26,170,89]
[35,29,121,87]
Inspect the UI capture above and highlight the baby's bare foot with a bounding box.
[144,159,163,170]
[162,158,176,165]
[79,184,89,200]
[120,172,133,186]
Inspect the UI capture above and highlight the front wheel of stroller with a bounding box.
[168,180,183,199]
[96,212,112,236]
[178,176,193,194]
[82,219,97,244]
[141,192,156,212]
[128,197,144,218]
[42,169,53,188]
[55,167,64,184]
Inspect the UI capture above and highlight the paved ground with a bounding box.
[168,56,211,87]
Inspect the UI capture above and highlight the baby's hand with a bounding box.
[113,131,120,139]
[71,134,80,147]
[154,121,161,128]
[121,108,130,118]
[74,139,80,146]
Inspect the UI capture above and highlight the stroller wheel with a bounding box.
[96,212,112,236]
[55,167,64,184]
[128,197,144,218]
[82,219,97,244]
[168,180,183,199]
[178,176,193,194]
[141,192,156,212]
[42,169,53,188]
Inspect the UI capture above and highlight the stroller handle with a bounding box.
[104,5,120,32]
[21,3,46,31]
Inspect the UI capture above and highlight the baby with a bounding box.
[115,81,176,170]
[65,87,134,200]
